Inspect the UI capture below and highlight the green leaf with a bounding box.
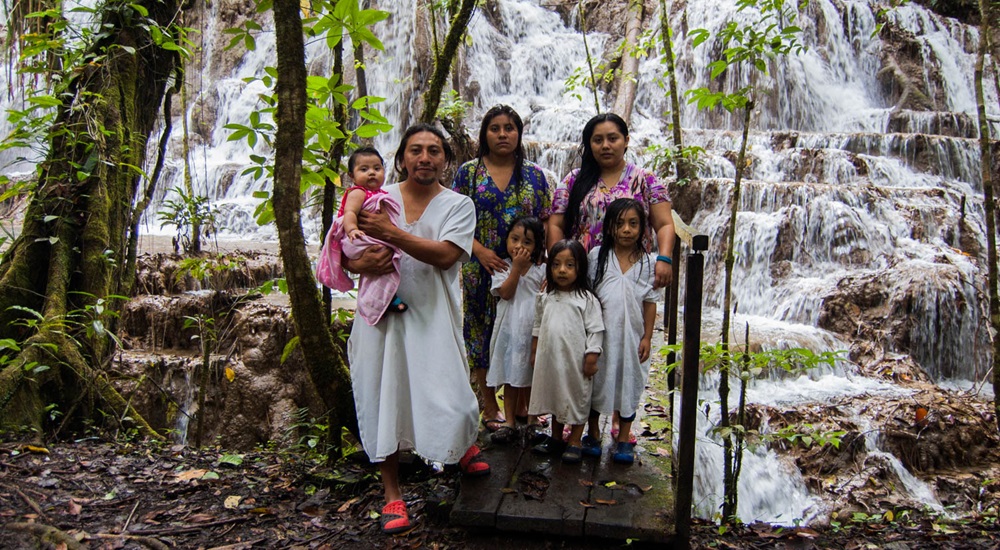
[281,336,300,364]
[27,95,61,108]
[0,338,21,352]
[218,453,244,466]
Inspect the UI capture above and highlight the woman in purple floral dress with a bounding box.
[452,105,551,430]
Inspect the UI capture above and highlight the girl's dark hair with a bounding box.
[477,105,526,192]
[347,146,384,175]
[393,124,455,180]
[546,239,593,295]
[563,113,629,239]
[508,216,545,264]
[593,198,649,287]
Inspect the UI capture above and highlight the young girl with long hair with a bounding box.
[487,216,546,444]
[528,239,604,463]
[584,198,659,464]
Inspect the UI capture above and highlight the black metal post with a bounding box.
[675,234,707,549]
[666,235,681,428]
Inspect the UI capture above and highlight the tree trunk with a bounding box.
[613,0,644,123]
[272,0,357,453]
[976,0,1000,432]
[0,0,183,438]
[659,0,691,182]
[419,0,476,123]
[719,100,753,521]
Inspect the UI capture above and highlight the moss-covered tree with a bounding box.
[0,0,185,438]
[419,0,476,123]
[272,0,357,454]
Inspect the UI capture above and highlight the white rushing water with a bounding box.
[1,0,997,524]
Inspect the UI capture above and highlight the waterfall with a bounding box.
[2,0,997,525]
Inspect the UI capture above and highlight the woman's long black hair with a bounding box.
[476,104,526,193]
[545,239,593,295]
[593,198,648,287]
[563,113,629,239]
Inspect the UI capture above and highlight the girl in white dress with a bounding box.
[585,198,659,465]
[488,217,547,445]
[528,239,604,463]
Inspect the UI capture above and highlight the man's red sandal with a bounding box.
[459,444,491,476]
[380,500,411,534]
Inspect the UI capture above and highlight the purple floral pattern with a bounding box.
[552,163,670,252]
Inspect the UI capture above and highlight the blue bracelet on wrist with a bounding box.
[656,255,673,264]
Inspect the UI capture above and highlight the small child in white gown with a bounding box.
[528,239,604,463]
[487,217,546,444]
[585,198,659,464]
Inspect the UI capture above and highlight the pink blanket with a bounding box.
[315,193,402,326]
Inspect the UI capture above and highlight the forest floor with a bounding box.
[2,433,1000,549]
[3,237,1000,548]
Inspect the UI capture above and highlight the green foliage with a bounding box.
[686,0,807,112]
[645,143,706,185]
[769,423,847,449]
[330,307,354,344]
[224,0,394,228]
[696,342,843,378]
[281,336,300,364]
[1,2,194,176]
[172,255,245,289]
[285,407,332,458]
[437,89,472,127]
[255,277,289,295]
[157,186,219,254]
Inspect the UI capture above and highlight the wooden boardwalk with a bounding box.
[451,436,675,544]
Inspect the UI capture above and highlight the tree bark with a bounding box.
[659,0,691,182]
[419,0,476,123]
[976,0,1000,432]
[613,0,644,123]
[0,0,183,437]
[272,0,357,452]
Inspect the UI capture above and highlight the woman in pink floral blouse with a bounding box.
[548,113,676,289]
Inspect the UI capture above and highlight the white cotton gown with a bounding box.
[487,261,545,388]
[528,290,604,425]
[347,185,480,465]
[588,248,660,416]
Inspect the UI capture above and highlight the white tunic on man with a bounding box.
[487,260,545,388]
[347,184,479,464]
[588,249,659,416]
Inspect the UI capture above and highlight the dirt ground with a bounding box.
[3,237,1000,548]
[3,434,1000,550]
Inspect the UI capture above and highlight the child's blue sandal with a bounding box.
[612,441,636,465]
[581,435,602,458]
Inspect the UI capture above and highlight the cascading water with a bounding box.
[2,0,997,525]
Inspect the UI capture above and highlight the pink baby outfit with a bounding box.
[316,186,402,325]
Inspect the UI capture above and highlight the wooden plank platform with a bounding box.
[452,436,674,544]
